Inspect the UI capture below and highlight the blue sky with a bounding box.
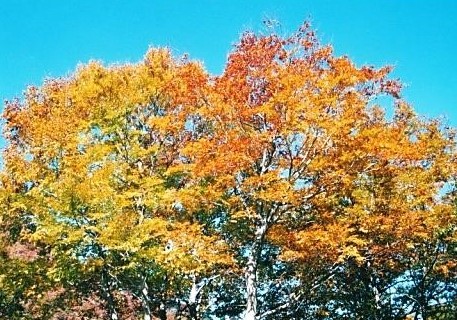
[1,0,456,127]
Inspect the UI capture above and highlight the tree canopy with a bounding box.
[1,23,456,320]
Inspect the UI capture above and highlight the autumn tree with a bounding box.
[1,22,456,319]
[1,49,232,319]
[176,24,456,319]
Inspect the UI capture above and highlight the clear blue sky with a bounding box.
[1,0,456,126]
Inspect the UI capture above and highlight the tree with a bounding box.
[1,22,456,319]
[1,48,232,319]
[178,23,456,319]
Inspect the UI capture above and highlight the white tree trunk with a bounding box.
[244,222,267,320]
[245,252,258,320]
[141,279,152,320]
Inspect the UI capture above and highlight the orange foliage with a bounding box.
[1,22,456,319]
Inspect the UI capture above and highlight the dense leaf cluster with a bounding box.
[1,23,456,319]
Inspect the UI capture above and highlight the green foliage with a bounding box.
[1,22,456,319]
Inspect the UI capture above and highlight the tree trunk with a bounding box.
[141,280,152,320]
[244,222,267,320]
[187,276,200,320]
[245,252,258,320]
[104,286,119,320]
[158,302,167,320]
[101,270,119,320]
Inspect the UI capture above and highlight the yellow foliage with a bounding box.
[1,25,456,315]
